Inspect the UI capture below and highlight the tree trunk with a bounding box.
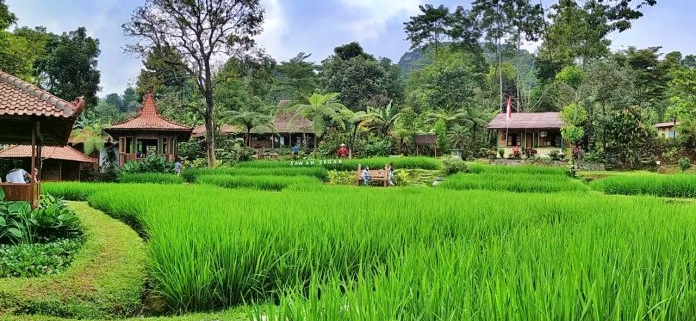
[204,95,216,168]
[516,31,522,112]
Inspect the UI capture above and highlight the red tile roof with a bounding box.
[487,112,564,129]
[0,145,95,163]
[108,91,192,131]
[0,70,85,118]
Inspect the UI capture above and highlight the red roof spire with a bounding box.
[107,91,192,131]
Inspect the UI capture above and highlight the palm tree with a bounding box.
[71,122,109,156]
[221,110,274,147]
[346,109,376,158]
[366,100,401,136]
[290,93,351,138]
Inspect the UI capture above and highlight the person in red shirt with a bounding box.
[337,143,349,158]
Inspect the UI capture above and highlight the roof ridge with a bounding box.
[0,70,81,117]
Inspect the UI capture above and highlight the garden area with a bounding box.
[3,157,696,320]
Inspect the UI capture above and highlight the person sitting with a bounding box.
[386,163,395,186]
[6,160,32,183]
[361,166,371,185]
[337,143,349,158]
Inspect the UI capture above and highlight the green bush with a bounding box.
[327,170,356,185]
[119,173,184,184]
[679,157,692,171]
[119,155,173,175]
[0,238,84,278]
[441,158,468,175]
[236,157,442,171]
[0,195,82,245]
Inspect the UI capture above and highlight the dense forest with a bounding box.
[2,0,693,168]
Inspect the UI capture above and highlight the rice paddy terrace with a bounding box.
[5,158,696,320]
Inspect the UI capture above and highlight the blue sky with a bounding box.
[5,0,694,96]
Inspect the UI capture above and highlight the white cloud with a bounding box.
[255,0,289,60]
[338,0,421,41]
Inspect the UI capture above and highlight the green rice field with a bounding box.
[36,162,696,320]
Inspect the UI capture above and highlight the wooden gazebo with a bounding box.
[0,70,85,207]
[0,145,95,181]
[104,91,192,166]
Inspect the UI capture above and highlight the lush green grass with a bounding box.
[39,182,696,320]
[467,162,569,175]
[119,173,184,184]
[591,174,696,198]
[439,173,588,193]
[0,202,147,319]
[197,174,322,191]
[236,156,442,171]
[182,166,328,183]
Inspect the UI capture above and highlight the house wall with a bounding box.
[657,126,676,138]
[495,129,570,158]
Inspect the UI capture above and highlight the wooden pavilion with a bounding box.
[104,91,192,166]
[0,70,85,207]
[0,145,95,181]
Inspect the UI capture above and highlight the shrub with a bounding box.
[120,155,173,175]
[119,173,184,184]
[441,158,468,175]
[327,170,355,185]
[679,157,692,171]
[498,149,505,158]
[0,238,84,277]
[0,195,82,245]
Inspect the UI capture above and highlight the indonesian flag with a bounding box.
[506,96,512,121]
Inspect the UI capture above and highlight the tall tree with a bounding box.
[269,52,318,103]
[136,45,190,96]
[321,42,404,111]
[123,0,264,167]
[35,27,101,107]
[290,93,351,138]
[0,0,15,30]
[403,4,450,56]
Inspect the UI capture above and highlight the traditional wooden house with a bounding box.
[655,121,679,138]
[487,112,570,158]
[104,91,192,166]
[0,145,95,181]
[0,70,84,207]
[192,110,316,149]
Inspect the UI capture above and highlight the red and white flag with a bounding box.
[506,96,512,121]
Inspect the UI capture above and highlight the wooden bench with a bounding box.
[356,164,389,186]
[0,182,40,208]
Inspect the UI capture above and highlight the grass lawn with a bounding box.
[0,202,147,319]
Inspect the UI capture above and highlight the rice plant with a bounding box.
[43,182,696,320]
[467,162,569,176]
[591,174,696,198]
[119,173,183,184]
[439,173,587,193]
[196,174,321,191]
[236,156,442,171]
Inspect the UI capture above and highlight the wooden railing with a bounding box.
[0,182,40,208]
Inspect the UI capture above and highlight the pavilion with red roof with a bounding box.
[0,145,95,181]
[105,91,192,166]
[0,70,85,207]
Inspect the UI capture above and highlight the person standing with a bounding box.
[292,144,300,159]
[386,163,395,186]
[337,143,349,158]
[6,160,32,183]
[174,158,182,176]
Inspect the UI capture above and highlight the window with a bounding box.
[507,133,519,146]
[539,132,560,147]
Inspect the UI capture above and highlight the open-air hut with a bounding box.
[104,91,192,166]
[0,145,95,181]
[0,70,85,207]
[191,110,316,150]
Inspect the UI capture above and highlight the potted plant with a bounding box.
[498,148,505,159]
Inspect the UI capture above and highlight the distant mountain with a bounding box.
[397,44,537,82]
